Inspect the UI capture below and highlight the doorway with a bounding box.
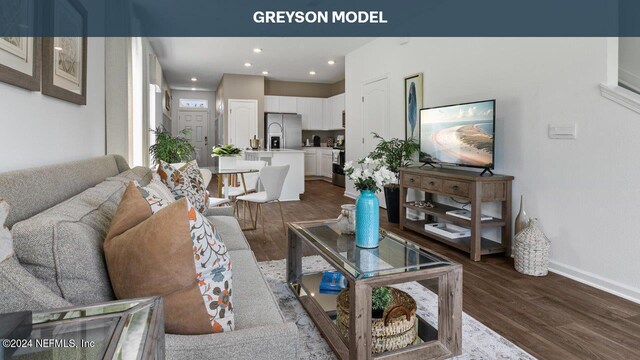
[177,109,209,166]
[228,99,258,149]
[362,76,390,206]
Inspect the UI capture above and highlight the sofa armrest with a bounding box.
[206,206,234,217]
[165,322,298,360]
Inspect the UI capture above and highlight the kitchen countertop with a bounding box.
[244,149,305,153]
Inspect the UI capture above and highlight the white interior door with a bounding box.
[362,76,389,207]
[178,110,209,166]
[228,99,258,149]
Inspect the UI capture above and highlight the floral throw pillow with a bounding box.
[105,183,234,334]
[157,160,208,214]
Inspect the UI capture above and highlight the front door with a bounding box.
[178,110,209,166]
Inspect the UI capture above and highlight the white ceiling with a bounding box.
[148,38,372,91]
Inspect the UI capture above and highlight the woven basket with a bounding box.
[336,287,417,354]
[514,218,551,276]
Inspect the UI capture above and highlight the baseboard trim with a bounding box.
[548,260,640,305]
[344,191,357,199]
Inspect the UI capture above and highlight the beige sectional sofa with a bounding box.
[0,155,298,359]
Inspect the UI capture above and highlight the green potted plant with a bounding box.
[371,287,393,318]
[368,132,420,223]
[211,144,243,169]
[149,126,195,165]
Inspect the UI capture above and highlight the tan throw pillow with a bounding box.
[157,160,208,213]
[105,183,233,335]
[0,198,14,262]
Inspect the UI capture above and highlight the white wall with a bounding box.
[345,38,640,302]
[619,37,640,92]
[0,37,106,172]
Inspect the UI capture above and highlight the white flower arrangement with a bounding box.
[344,157,397,193]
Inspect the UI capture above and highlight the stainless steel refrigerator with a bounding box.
[265,113,302,150]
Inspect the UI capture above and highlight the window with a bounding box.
[179,99,208,108]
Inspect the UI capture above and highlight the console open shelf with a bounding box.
[399,167,514,261]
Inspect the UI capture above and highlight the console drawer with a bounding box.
[403,173,421,188]
[443,180,470,198]
[421,176,443,192]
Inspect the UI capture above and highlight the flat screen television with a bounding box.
[419,99,495,170]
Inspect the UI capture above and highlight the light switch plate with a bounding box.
[548,123,577,139]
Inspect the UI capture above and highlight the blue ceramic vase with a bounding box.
[355,190,380,248]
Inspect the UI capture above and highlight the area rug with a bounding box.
[258,256,536,360]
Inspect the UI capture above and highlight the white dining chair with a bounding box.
[236,165,289,240]
[228,159,266,197]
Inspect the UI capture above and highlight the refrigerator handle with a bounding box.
[282,124,286,150]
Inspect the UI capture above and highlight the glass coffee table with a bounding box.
[287,219,462,360]
[7,297,164,360]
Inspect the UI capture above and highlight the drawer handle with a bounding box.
[410,178,415,183]
[429,181,435,186]
[452,185,459,190]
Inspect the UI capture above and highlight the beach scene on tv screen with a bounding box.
[420,101,494,167]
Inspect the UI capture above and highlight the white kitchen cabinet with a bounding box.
[279,96,297,113]
[321,151,333,178]
[325,93,345,130]
[309,98,324,130]
[264,96,279,113]
[304,148,317,176]
[297,97,312,129]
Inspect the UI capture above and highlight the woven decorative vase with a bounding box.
[514,218,551,276]
[336,287,417,354]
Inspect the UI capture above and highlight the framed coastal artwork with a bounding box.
[42,0,87,105]
[404,73,423,141]
[0,0,41,91]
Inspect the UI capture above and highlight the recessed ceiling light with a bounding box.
[54,46,63,51]
[244,62,252,67]
[327,60,336,65]
[262,71,269,75]
[253,48,262,53]
[309,71,316,75]
[191,87,196,91]
[191,77,197,82]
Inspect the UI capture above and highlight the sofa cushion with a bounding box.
[105,183,234,335]
[0,198,12,262]
[208,216,250,251]
[9,166,152,306]
[228,250,284,329]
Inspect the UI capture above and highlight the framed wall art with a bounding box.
[0,0,41,91]
[404,73,423,141]
[42,0,87,105]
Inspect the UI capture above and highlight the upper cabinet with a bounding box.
[265,93,344,130]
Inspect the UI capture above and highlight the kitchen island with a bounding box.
[245,149,304,201]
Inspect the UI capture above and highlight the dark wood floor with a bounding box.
[238,180,640,360]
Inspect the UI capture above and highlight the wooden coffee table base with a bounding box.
[287,224,463,360]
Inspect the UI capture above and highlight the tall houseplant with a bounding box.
[344,157,396,248]
[368,132,420,223]
[149,126,195,165]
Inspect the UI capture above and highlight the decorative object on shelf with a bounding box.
[319,271,347,294]
[149,126,195,165]
[212,144,243,169]
[404,73,423,141]
[513,218,551,276]
[515,195,528,235]
[337,204,356,235]
[164,90,172,111]
[0,26,41,91]
[41,0,88,105]
[344,157,395,248]
[371,287,393,318]
[249,135,261,150]
[423,222,471,239]
[368,133,420,223]
[336,287,417,354]
[412,201,434,209]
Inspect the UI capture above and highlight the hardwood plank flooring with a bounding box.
[228,180,640,360]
